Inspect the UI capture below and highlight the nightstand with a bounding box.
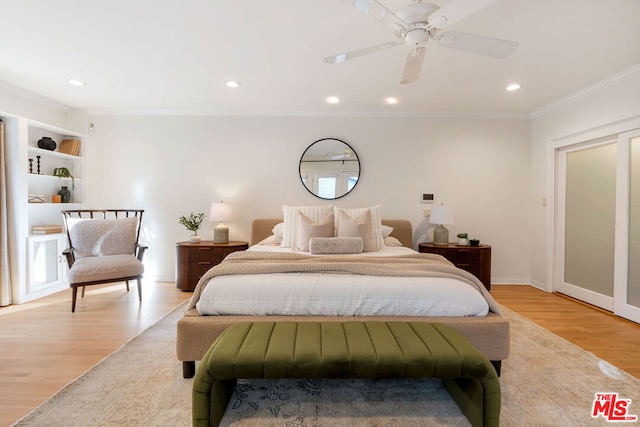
[418,243,492,291]
[175,240,249,291]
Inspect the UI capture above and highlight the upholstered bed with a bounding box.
[177,217,510,378]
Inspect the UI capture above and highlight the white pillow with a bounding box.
[334,205,384,250]
[336,209,377,252]
[295,212,334,252]
[381,225,394,237]
[281,204,333,247]
[384,236,404,247]
[272,223,284,238]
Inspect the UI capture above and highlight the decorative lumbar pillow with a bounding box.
[295,212,334,252]
[309,237,363,254]
[281,204,333,247]
[334,205,384,250]
[336,209,377,252]
[68,217,137,258]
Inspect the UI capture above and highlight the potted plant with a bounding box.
[52,167,74,203]
[457,232,468,246]
[179,212,205,243]
[52,167,75,189]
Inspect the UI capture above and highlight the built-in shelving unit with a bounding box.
[2,113,88,303]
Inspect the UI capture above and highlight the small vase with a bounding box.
[59,186,71,203]
[190,234,202,243]
[37,137,57,151]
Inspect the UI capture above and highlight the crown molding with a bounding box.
[87,107,529,120]
[530,63,640,119]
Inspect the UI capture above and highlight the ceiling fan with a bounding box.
[324,0,519,84]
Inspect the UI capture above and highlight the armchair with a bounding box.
[61,209,147,312]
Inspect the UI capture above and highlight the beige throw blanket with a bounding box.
[187,251,501,314]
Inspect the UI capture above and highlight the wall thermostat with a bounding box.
[421,193,434,203]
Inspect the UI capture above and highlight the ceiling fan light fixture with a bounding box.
[506,83,521,91]
[225,80,241,88]
[326,96,342,104]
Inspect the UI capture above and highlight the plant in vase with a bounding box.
[456,233,469,246]
[52,167,74,203]
[179,212,205,243]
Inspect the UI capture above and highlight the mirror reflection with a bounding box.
[299,138,360,200]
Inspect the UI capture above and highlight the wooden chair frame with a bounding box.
[61,209,147,312]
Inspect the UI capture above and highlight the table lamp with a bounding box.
[210,201,232,244]
[429,203,454,245]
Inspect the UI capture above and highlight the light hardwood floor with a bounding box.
[0,283,638,427]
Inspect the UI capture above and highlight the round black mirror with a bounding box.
[299,138,360,200]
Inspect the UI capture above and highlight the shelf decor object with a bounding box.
[37,136,56,151]
[210,201,232,244]
[430,203,454,245]
[59,186,71,203]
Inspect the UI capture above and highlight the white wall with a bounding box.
[89,114,531,282]
[529,73,640,290]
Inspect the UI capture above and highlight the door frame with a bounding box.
[613,130,640,322]
[547,115,640,322]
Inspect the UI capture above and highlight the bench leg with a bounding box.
[210,379,236,427]
[183,361,196,378]
[136,278,142,303]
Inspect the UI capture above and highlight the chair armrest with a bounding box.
[62,247,76,268]
[136,243,148,261]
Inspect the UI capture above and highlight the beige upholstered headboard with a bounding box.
[250,219,413,248]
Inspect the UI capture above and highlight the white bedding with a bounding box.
[196,244,490,317]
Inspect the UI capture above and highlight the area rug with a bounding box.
[12,304,640,426]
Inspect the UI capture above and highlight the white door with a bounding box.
[556,139,617,310]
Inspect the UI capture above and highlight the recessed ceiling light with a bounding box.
[506,83,521,91]
[67,79,85,87]
[225,80,241,88]
[325,96,342,104]
[385,97,399,105]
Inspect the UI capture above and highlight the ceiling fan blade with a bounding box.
[427,0,497,29]
[323,40,402,64]
[438,31,518,58]
[400,47,426,85]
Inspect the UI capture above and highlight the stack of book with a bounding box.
[58,139,81,156]
[32,224,63,234]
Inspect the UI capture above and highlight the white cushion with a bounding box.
[67,254,143,284]
[333,205,384,250]
[68,217,138,258]
[295,212,334,252]
[281,204,333,247]
[336,209,377,252]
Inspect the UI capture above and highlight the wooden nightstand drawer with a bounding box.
[176,241,249,291]
[418,243,492,291]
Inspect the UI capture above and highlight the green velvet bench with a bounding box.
[192,321,501,427]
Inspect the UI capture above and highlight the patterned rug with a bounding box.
[12,303,640,426]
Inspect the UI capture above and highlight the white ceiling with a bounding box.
[2,0,639,116]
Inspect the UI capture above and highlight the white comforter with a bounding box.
[195,245,490,317]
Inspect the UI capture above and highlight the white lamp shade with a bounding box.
[210,202,232,222]
[429,204,454,225]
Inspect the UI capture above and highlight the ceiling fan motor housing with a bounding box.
[405,28,430,47]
